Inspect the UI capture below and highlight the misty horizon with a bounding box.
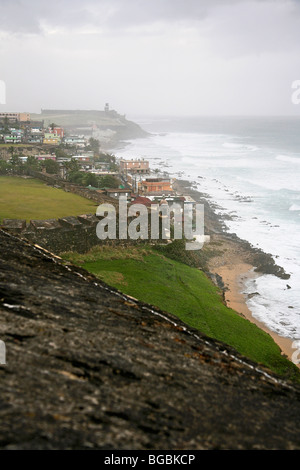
[1,0,300,116]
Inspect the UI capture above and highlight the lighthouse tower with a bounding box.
[104,103,109,114]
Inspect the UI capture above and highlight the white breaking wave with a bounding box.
[223,142,258,151]
[276,154,300,164]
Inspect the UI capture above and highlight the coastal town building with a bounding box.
[26,134,44,144]
[4,134,22,144]
[130,196,152,208]
[43,133,61,145]
[139,177,173,194]
[0,116,51,145]
[88,169,119,176]
[119,159,150,175]
[33,154,56,161]
[103,188,131,200]
[0,112,30,122]
[151,195,186,210]
[71,155,92,162]
[95,162,111,171]
[63,135,86,147]
[49,127,64,138]
[71,156,94,171]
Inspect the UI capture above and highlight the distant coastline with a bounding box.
[172,178,297,365]
[30,108,149,150]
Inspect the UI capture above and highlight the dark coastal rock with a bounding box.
[207,272,225,292]
[247,292,260,299]
[1,230,300,450]
[252,251,290,279]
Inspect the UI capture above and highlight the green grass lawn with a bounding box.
[62,245,300,382]
[0,176,96,221]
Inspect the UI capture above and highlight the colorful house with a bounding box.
[63,135,86,147]
[4,135,22,144]
[49,127,64,138]
[139,178,173,194]
[43,133,61,145]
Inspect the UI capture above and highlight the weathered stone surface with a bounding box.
[29,219,61,231]
[1,219,26,232]
[58,216,83,229]
[77,214,99,226]
[0,229,300,450]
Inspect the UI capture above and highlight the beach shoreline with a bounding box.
[172,178,298,366]
[210,261,297,366]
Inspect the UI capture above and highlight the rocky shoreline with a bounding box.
[173,178,290,280]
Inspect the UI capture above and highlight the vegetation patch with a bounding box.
[62,244,300,382]
[153,238,224,270]
[0,176,96,221]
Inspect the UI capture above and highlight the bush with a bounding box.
[43,159,60,174]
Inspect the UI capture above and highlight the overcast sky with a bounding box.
[0,0,300,116]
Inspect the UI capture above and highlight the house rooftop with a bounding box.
[105,188,130,192]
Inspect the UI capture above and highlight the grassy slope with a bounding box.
[0,176,96,221]
[62,245,300,382]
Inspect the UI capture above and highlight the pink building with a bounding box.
[49,127,64,138]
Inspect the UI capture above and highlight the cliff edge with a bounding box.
[0,229,300,450]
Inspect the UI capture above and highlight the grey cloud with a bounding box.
[0,0,288,35]
[0,0,42,34]
[0,0,96,34]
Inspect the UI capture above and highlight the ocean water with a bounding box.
[115,116,300,341]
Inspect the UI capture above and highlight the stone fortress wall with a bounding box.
[0,171,154,254]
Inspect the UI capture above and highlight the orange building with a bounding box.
[139,178,173,194]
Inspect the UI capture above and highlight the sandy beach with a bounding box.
[210,260,298,366]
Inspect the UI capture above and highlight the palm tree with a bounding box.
[49,122,58,132]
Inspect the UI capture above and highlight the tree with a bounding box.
[9,151,22,175]
[98,175,120,188]
[10,153,21,167]
[84,173,99,188]
[88,137,100,155]
[0,160,10,175]
[67,170,85,185]
[25,156,40,170]
[55,147,68,159]
[43,159,60,174]
[65,158,80,173]
[49,122,58,131]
